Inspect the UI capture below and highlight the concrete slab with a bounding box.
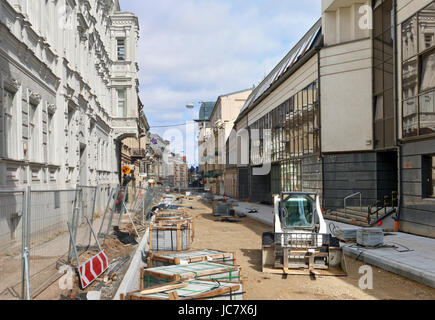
[113,216,154,300]
[233,199,435,289]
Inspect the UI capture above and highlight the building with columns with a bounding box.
[0,0,141,190]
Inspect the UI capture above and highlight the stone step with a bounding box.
[326,211,369,223]
[334,208,396,223]
[323,213,370,227]
[335,209,369,218]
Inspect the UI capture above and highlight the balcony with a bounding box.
[131,148,146,159]
[112,117,139,140]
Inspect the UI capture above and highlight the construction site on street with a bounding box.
[2,186,434,300]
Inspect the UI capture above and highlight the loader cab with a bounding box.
[280,193,317,230]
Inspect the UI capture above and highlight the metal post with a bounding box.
[97,187,114,239]
[87,186,98,248]
[142,191,146,226]
[68,186,81,263]
[23,247,30,300]
[25,186,31,299]
[85,216,102,252]
[105,186,120,240]
[21,187,30,300]
[67,223,81,267]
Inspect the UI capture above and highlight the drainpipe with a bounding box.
[316,47,324,209]
[393,0,402,231]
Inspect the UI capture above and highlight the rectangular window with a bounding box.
[117,39,126,61]
[424,155,435,197]
[401,2,435,139]
[402,15,418,61]
[29,103,38,162]
[418,3,435,53]
[421,51,435,92]
[4,89,18,159]
[48,113,54,163]
[117,89,126,117]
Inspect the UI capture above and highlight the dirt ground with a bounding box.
[34,215,147,300]
[181,195,435,300]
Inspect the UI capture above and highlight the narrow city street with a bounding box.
[181,196,435,300]
[2,0,435,305]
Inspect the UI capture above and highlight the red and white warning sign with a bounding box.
[78,250,109,289]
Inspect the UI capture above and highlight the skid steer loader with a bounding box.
[262,192,347,277]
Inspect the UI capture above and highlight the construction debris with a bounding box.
[213,202,234,217]
[113,226,138,245]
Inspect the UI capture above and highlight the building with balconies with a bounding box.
[0,0,141,189]
[200,89,252,195]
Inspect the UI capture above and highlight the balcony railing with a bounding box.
[131,148,146,159]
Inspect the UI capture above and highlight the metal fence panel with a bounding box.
[27,189,76,298]
[0,183,163,300]
[0,191,25,300]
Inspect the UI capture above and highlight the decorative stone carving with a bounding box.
[3,78,20,93]
[47,103,57,115]
[29,91,42,105]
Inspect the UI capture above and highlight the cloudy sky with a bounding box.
[119,0,320,165]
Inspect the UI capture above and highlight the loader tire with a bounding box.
[262,232,274,246]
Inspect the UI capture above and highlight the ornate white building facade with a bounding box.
[0,0,140,189]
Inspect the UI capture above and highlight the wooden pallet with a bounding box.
[148,249,237,268]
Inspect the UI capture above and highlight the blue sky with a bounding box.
[119,0,320,165]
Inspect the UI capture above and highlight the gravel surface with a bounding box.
[184,196,435,300]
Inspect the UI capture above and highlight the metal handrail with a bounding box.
[344,192,362,215]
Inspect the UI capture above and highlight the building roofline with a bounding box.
[208,88,252,122]
[235,18,322,125]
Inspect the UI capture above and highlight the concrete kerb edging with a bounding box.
[342,247,435,289]
[113,215,155,300]
[234,207,435,289]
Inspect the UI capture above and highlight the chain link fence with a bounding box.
[0,183,156,300]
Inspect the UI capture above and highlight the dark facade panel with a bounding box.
[400,207,435,229]
[250,167,271,204]
[376,151,398,200]
[402,195,435,210]
[400,221,435,239]
[271,164,281,195]
[323,153,377,164]
[324,162,377,172]
[323,152,397,209]
[402,181,423,197]
[399,139,435,237]
[238,167,250,201]
[402,168,422,182]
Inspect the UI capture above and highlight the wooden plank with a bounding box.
[168,291,179,300]
[149,225,153,254]
[176,223,181,251]
[140,269,144,291]
[140,282,188,295]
